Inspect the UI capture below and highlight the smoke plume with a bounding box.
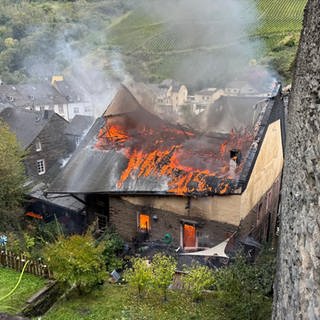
[134,0,273,89]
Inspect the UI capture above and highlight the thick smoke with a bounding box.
[22,6,131,118]
[136,0,273,89]
[21,0,275,115]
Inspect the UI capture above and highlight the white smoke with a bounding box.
[133,0,275,89]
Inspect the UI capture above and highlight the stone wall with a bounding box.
[273,1,320,318]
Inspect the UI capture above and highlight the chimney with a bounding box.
[51,75,64,88]
[230,149,242,165]
[229,149,242,178]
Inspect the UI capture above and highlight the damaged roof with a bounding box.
[203,96,267,134]
[48,84,283,197]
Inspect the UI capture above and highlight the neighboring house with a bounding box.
[17,83,70,118]
[51,76,94,120]
[224,80,259,96]
[0,78,95,121]
[64,115,94,152]
[0,107,70,183]
[0,83,70,119]
[151,79,188,112]
[48,84,285,257]
[193,88,224,105]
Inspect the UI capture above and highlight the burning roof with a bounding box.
[49,84,280,197]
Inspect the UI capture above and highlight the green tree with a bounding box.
[0,120,26,230]
[43,234,107,294]
[182,264,214,302]
[123,257,152,298]
[214,255,273,320]
[151,253,176,301]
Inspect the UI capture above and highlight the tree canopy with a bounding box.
[0,120,26,228]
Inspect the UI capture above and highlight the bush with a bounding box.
[44,234,107,294]
[151,253,176,301]
[214,254,273,320]
[182,264,214,301]
[123,257,152,297]
[99,230,124,272]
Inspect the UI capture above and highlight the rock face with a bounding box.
[273,0,320,319]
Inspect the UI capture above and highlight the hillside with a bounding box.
[108,0,307,87]
[0,0,307,87]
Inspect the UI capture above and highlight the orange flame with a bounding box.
[96,117,254,195]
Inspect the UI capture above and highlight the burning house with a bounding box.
[48,83,285,254]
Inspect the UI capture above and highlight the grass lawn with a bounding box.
[42,283,222,320]
[0,267,46,314]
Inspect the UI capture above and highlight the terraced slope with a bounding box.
[108,0,307,85]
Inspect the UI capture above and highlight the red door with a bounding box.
[183,224,196,248]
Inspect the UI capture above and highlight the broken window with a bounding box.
[182,223,197,248]
[138,213,150,232]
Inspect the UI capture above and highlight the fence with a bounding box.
[0,250,53,279]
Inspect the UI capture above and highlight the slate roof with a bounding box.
[0,107,54,149]
[48,84,284,196]
[17,83,68,105]
[29,183,85,212]
[195,88,218,96]
[159,79,182,92]
[53,79,89,103]
[0,85,29,107]
[65,115,94,136]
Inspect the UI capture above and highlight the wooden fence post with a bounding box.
[0,250,52,279]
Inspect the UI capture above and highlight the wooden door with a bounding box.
[183,224,196,248]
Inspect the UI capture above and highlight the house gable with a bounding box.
[240,119,283,219]
[24,113,70,182]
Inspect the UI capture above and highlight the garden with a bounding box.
[0,222,276,320]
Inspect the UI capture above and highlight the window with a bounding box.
[58,105,64,114]
[73,107,80,114]
[35,138,42,152]
[138,213,150,232]
[84,107,92,113]
[36,159,45,175]
[75,136,81,146]
[182,223,197,248]
[266,190,272,211]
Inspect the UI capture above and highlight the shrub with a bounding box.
[151,253,177,301]
[44,234,107,294]
[123,257,152,297]
[99,230,124,272]
[214,254,273,320]
[182,264,214,301]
